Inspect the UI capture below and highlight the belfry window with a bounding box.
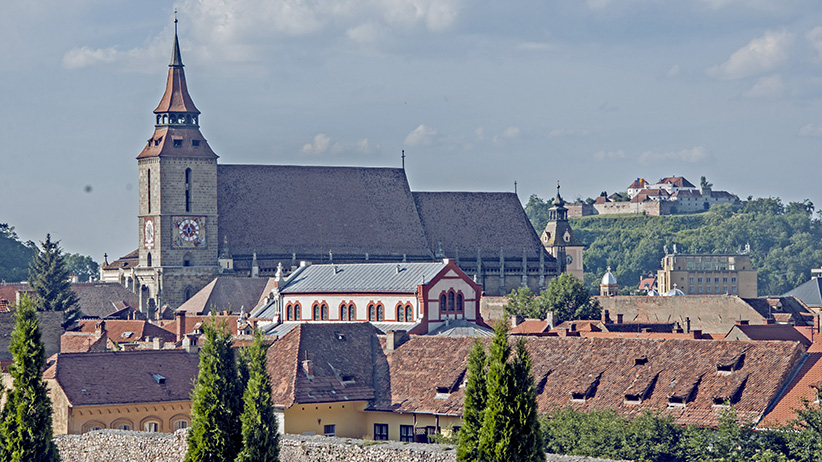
[185,168,191,212]
[147,253,152,267]
[147,169,151,214]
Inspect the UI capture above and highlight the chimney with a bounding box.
[601,309,611,324]
[690,329,702,338]
[95,320,106,336]
[685,317,691,333]
[569,323,577,332]
[763,318,775,325]
[70,274,79,283]
[735,320,749,326]
[544,311,556,330]
[510,315,524,328]
[616,314,624,324]
[182,334,199,354]
[386,330,408,352]
[153,337,164,350]
[302,359,314,378]
[176,311,186,343]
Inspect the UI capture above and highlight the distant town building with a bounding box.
[656,252,758,297]
[540,184,584,281]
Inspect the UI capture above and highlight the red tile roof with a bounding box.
[761,341,822,427]
[72,319,176,344]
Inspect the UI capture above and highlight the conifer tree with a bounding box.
[457,339,487,462]
[510,339,545,462]
[0,295,59,462]
[235,329,279,462]
[185,317,243,462]
[28,234,79,326]
[478,322,517,462]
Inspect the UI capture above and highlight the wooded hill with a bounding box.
[525,196,822,296]
[0,224,98,283]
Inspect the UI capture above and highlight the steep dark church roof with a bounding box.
[412,192,549,262]
[784,277,822,306]
[217,165,435,268]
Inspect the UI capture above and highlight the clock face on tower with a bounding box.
[172,216,207,248]
[566,254,573,265]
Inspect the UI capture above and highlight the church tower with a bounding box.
[134,20,220,315]
[540,183,585,281]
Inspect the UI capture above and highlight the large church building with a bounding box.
[102,27,566,315]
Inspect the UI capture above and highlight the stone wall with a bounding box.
[55,430,629,462]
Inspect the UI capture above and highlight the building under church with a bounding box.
[101,26,580,314]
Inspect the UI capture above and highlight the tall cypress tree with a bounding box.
[185,317,243,462]
[235,329,279,462]
[478,322,517,462]
[457,339,487,462]
[28,234,79,326]
[0,294,59,462]
[511,339,545,462]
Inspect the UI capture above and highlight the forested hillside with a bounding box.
[0,224,99,283]
[525,196,822,296]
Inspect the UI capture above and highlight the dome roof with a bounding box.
[601,267,617,286]
[663,287,686,296]
[647,289,659,296]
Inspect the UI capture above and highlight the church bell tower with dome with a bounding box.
[540,183,585,281]
[133,20,220,316]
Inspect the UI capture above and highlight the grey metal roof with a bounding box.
[429,319,494,337]
[264,321,302,338]
[280,262,448,294]
[784,277,822,306]
[370,322,420,334]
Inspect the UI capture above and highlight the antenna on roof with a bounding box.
[514,181,517,195]
[401,150,406,170]
[174,9,178,31]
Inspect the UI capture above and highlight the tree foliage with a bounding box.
[235,329,279,462]
[525,195,822,296]
[462,323,543,462]
[185,317,243,462]
[457,340,487,462]
[0,295,59,462]
[63,253,99,283]
[0,224,35,283]
[505,273,599,323]
[28,234,79,326]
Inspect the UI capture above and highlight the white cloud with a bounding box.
[707,29,792,80]
[62,46,119,69]
[807,27,822,58]
[503,127,520,138]
[638,146,707,164]
[593,149,626,160]
[346,22,386,45]
[666,64,680,78]
[353,138,374,153]
[743,74,784,99]
[548,128,592,138]
[474,127,484,140]
[301,133,332,155]
[798,123,822,137]
[404,124,437,146]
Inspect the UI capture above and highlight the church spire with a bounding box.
[170,17,183,67]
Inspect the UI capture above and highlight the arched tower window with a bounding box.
[185,168,192,212]
[147,169,151,214]
[147,253,152,267]
[183,253,192,267]
[184,287,193,301]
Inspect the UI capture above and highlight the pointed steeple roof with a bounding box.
[154,19,200,115]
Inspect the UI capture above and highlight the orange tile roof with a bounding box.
[761,340,822,427]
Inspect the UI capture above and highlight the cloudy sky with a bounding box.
[2,0,822,261]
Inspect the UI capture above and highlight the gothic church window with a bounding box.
[185,168,191,212]
[368,304,375,321]
[321,303,329,321]
[376,304,384,322]
[340,303,347,321]
[313,303,320,321]
[456,293,463,312]
[348,304,356,321]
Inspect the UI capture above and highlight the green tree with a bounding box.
[0,224,36,283]
[63,253,99,283]
[700,176,713,190]
[185,317,243,462]
[510,339,544,462]
[504,287,537,318]
[538,273,600,323]
[0,295,59,462]
[28,234,79,326]
[457,339,487,462]
[235,329,279,462]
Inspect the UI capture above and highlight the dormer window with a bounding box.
[173,139,183,147]
[192,139,200,147]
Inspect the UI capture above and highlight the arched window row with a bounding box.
[396,303,414,323]
[439,290,464,314]
[312,302,329,321]
[339,302,357,321]
[286,302,302,321]
[368,303,385,322]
